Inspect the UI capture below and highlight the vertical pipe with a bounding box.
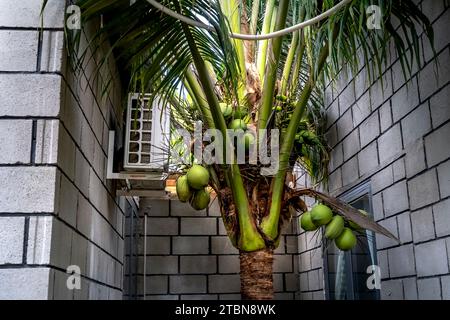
[143,212,148,300]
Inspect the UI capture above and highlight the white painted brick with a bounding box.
[0,217,24,264]
[371,72,392,110]
[181,218,217,235]
[408,169,440,210]
[172,236,208,255]
[416,239,449,277]
[93,141,106,180]
[328,168,342,193]
[273,254,293,273]
[0,166,57,213]
[343,130,360,161]
[299,252,311,273]
[77,194,93,239]
[418,278,442,300]
[91,105,104,141]
[405,139,426,178]
[425,122,450,167]
[372,165,393,193]
[392,158,406,182]
[326,99,339,128]
[0,74,62,117]
[397,212,412,244]
[88,169,109,216]
[57,126,76,180]
[383,181,409,217]
[388,244,416,277]
[27,216,53,265]
[211,236,238,254]
[0,30,38,71]
[180,256,216,274]
[53,269,74,300]
[379,101,392,133]
[375,217,399,249]
[329,143,343,172]
[61,87,83,145]
[146,217,178,236]
[208,275,240,294]
[337,109,353,141]
[377,250,389,279]
[74,278,89,300]
[81,118,95,165]
[352,90,371,127]
[35,120,59,164]
[218,255,239,274]
[391,79,420,122]
[338,83,356,115]
[208,197,221,217]
[50,219,73,270]
[0,268,51,299]
[171,199,206,217]
[402,277,418,300]
[0,120,32,164]
[70,232,88,275]
[139,256,178,274]
[378,124,403,165]
[40,31,65,72]
[75,149,90,197]
[307,269,320,291]
[381,279,403,300]
[372,192,384,221]
[442,275,450,300]
[419,51,450,102]
[423,9,450,61]
[401,103,432,148]
[430,85,450,129]
[326,124,338,148]
[0,0,65,28]
[358,141,379,176]
[438,160,450,198]
[433,198,450,237]
[411,207,435,243]
[360,112,380,148]
[58,175,78,227]
[342,157,359,186]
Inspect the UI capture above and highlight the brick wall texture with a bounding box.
[0,0,138,299]
[305,0,450,300]
[123,197,301,300]
[1,0,449,301]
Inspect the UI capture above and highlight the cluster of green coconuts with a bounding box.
[176,165,211,210]
[301,204,366,251]
[220,103,255,151]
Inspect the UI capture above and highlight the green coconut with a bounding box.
[229,119,247,131]
[220,103,232,118]
[310,204,333,226]
[348,210,368,231]
[190,189,211,211]
[300,211,318,231]
[335,227,357,251]
[325,215,345,239]
[176,175,192,203]
[186,165,210,190]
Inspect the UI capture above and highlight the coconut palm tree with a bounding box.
[66,0,433,300]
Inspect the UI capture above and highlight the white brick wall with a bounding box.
[0,0,130,300]
[321,0,450,301]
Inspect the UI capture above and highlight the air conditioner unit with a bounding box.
[124,93,170,171]
[106,93,171,196]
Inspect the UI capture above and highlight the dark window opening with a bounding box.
[324,181,380,300]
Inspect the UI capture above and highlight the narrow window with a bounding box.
[324,181,380,300]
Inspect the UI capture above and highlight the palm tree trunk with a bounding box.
[240,248,274,300]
